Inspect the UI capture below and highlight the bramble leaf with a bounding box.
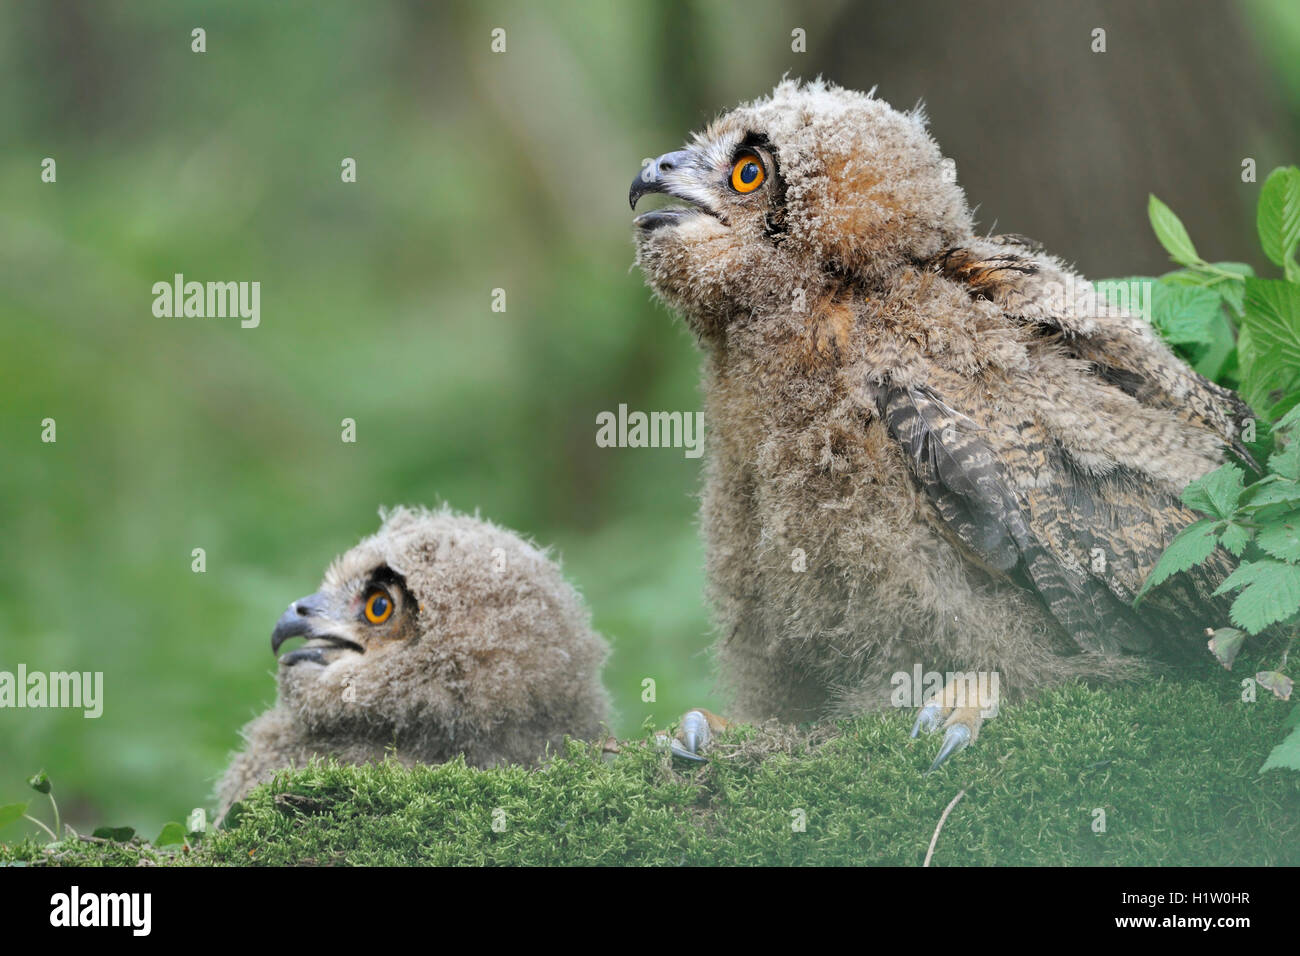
[1256,512,1300,561]
[1240,278,1300,417]
[1257,670,1294,701]
[1261,723,1300,774]
[1215,559,1300,633]
[1135,519,1219,600]
[1207,627,1247,669]
[1149,284,1223,346]
[1218,522,1251,556]
[1148,194,1200,266]
[1257,166,1300,279]
[1180,464,1245,519]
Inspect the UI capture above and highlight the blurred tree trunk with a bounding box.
[817,0,1296,277]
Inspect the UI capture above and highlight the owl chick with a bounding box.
[630,79,1251,769]
[215,505,611,819]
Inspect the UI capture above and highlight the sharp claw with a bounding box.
[911,703,944,738]
[669,740,709,762]
[671,710,711,762]
[926,724,971,773]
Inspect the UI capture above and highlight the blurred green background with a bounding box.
[2,0,1299,835]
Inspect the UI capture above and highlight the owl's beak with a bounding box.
[629,149,712,230]
[272,592,364,665]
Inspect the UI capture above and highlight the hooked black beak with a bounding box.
[629,150,692,209]
[271,592,363,665]
[629,150,711,231]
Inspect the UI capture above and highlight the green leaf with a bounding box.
[1285,702,1300,729]
[1148,284,1223,346]
[1267,442,1300,481]
[154,822,187,847]
[1256,512,1300,561]
[1136,519,1219,600]
[1218,522,1252,556]
[1261,724,1300,773]
[1207,627,1247,669]
[1239,477,1300,513]
[1148,194,1201,266]
[92,826,136,842]
[1192,309,1238,381]
[1180,464,1245,519]
[1214,559,1300,633]
[0,803,29,831]
[1273,404,1300,435]
[27,772,50,794]
[1240,278,1300,416]
[1257,670,1294,701]
[1257,166,1300,278]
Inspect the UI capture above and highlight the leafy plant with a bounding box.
[1108,166,1300,773]
[0,769,208,856]
[0,771,65,843]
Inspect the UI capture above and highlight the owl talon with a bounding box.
[911,703,946,737]
[656,708,730,762]
[670,739,709,762]
[926,724,971,773]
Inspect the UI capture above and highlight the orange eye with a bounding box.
[364,589,393,624]
[730,154,765,193]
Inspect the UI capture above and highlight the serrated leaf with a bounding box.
[1273,404,1300,435]
[1148,283,1223,346]
[1261,723,1300,773]
[1270,441,1300,481]
[1218,522,1252,556]
[1257,670,1294,701]
[1285,703,1300,729]
[1136,519,1219,600]
[1216,559,1300,633]
[1240,279,1300,407]
[1239,477,1300,513]
[1257,166,1300,273]
[1256,512,1300,560]
[1207,627,1247,669]
[154,822,187,847]
[1148,194,1200,266]
[0,803,29,831]
[1180,464,1245,518]
[92,826,135,842]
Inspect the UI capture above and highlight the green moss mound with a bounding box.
[4,675,1298,867]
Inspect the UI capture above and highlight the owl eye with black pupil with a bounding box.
[730,154,765,193]
[364,589,393,624]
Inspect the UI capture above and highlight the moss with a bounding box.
[4,673,1298,867]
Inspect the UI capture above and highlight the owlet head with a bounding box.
[630,79,973,338]
[270,505,609,737]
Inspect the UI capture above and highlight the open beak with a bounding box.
[629,149,714,230]
[271,592,364,666]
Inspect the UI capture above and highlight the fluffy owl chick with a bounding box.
[630,79,1251,769]
[216,506,611,819]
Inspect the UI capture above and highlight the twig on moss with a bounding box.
[923,789,966,867]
